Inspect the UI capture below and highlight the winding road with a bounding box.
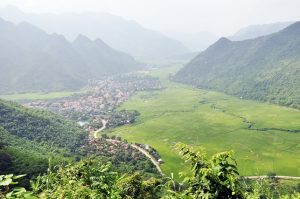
[131,144,164,176]
[93,119,108,138]
[92,120,300,179]
[91,119,164,175]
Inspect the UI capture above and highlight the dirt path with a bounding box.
[244,176,300,180]
[93,119,108,138]
[131,144,164,176]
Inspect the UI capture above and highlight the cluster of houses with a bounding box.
[24,74,163,131]
[134,143,164,164]
[23,74,165,172]
[86,135,159,174]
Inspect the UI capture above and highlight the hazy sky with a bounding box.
[0,0,300,36]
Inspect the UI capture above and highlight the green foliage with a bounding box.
[34,160,119,198]
[245,178,300,199]
[0,174,36,199]
[176,143,244,198]
[1,149,299,198]
[0,100,86,150]
[28,159,162,199]
[0,99,86,185]
[117,173,162,199]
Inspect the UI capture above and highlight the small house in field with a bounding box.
[158,159,164,164]
[145,145,150,151]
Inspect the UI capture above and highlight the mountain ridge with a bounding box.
[0,17,142,94]
[229,21,294,41]
[174,21,300,109]
[0,6,189,59]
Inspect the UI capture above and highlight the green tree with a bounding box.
[176,143,244,199]
[117,172,162,199]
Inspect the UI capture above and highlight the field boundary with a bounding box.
[244,176,300,180]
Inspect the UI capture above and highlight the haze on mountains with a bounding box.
[229,21,294,41]
[1,1,300,198]
[0,17,142,94]
[0,6,189,59]
[165,31,219,52]
[160,22,293,53]
[174,22,300,109]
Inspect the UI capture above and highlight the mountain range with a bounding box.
[174,22,300,109]
[229,21,293,41]
[0,6,189,59]
[0,17,142,94]
[165,22,292,53]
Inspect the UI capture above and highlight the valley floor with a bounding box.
[108,64,300,179]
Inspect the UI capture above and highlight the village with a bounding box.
[24,74,163,131]
[23,73,165,174]
[85,134,162,176]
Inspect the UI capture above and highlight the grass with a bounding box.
[0,90,85,101]
[107,64,300,179]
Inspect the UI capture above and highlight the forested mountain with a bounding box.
[0,6,189,59]
[174,22,300,109]
[0,99,86,180]
[0,18,142,94]
[229,21,293,41]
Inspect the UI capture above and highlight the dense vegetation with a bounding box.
[0,99,87,183]
[174,22,300,109]
[87,135,160,177]
[1,144,299,198]
[0,99,161,186]
[0,100,86,150]
[0,17,142,94]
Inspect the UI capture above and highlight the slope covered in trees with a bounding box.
[0,99,159,184]
[0,18,142,94]
[174,22,300,109]
[0,99,87,179]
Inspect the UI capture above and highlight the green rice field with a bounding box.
[0,90,84,101]
[108,65,300,179]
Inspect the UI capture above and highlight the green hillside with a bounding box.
[174,22,300,109]
[0,99,86,179]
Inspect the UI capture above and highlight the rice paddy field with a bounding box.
[0,90,85,101]
[108,64,300,179]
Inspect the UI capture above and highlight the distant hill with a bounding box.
[174,22,300,109]
[165,31,219,52]
[0,99,86,178]
[229,21,293,41]
[0,18,142,94]
[0,6,189,59]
